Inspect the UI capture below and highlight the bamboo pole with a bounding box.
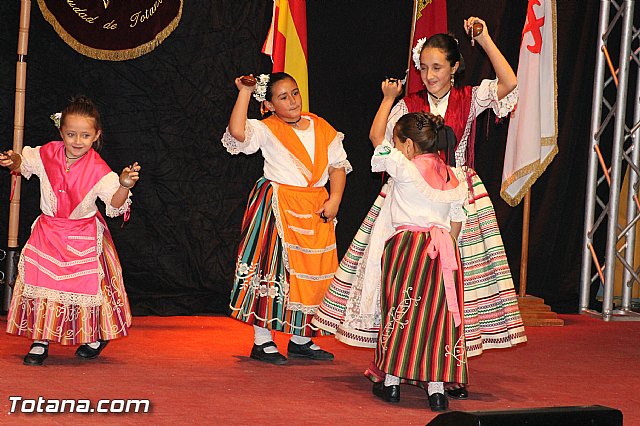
[3,0,31,312]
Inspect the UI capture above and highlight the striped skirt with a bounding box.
[461,172,527,356]
[374,231,467,383]
[313,173,526,356]
[228,177,329,337]
[6,227,132,345]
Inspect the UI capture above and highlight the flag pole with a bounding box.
[3,0,32,313]
[519,191,531,297]
[406,0,418,80]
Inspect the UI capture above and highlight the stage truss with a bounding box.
[581,0,640,321]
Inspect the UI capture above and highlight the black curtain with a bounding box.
[0,1,601,315]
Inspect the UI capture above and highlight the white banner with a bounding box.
[500,0,558,206]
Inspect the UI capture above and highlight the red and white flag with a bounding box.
[500,0,558,206]
[406,0,447,95]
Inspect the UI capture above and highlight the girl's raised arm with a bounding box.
[369,80,404,148]
[465,17,517,100]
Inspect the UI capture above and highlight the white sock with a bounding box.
[87,341,101,349]
[253,325,278,353]
[427,381,444,395]
[289,335,320,349]
[384,374,400,386]
[29,340,48,355]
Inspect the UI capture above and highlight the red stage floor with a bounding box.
[1,314,638,425]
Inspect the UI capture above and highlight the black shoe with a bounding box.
[372,382,400,403]
[446,385,469,399]
[428,392,448,412]
[250,342,288,365]
[287,340,334,360]
[75,340,109,359]
[23,342,49,366]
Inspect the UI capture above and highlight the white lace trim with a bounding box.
[221,124,254,155]
[330,159,353,175]
[287,225,314,236]
[287,302,319,315]
[68,235,94,240]
[287,243,336,254]
[105,196,131,218]
[23,256,98,281]
[24,243,96,267]
[285,209,313,219]
[406,162,468,203]
[20,283,104,307]
[489,79,519,118]
[66,245,96,257]
[289,270,335,281]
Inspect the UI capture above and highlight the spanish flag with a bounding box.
[262,0,309,111]
[406,0,448,95]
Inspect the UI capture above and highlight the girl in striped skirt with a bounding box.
[366,79,468,412]
[222,73,351,364]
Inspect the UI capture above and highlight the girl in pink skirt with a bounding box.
[1,96,139,366]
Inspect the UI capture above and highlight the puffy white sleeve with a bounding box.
[18,146,43,179]
[328,131,352,174]
[473,78,519,119]
[385,100,409,143]
[371,139,412,182]
[95,172,132,217]
[221,119,263,155]
[449,201,467,222]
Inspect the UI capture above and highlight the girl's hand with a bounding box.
[381,78,403,100]
[464,17,488,44]
[316,198,340,222]
[235,75,256,93]
[119,162,141,189]
[0,150,21,171]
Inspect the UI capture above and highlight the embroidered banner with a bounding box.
[37,0,183,61]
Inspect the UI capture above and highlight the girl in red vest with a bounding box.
[313,17,527,400]
[223,72,351,364]
[1,96,139,366]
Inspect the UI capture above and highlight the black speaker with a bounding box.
[427,405,623,426]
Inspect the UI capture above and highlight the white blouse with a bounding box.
[371,140,467,232]
[221,116,352,187]
[19,145,131,219]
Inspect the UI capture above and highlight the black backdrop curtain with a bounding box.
[0,1,600,315]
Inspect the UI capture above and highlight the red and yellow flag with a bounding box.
[262,0,309,111]
[406,0,448,95]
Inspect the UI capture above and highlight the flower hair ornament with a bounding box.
[252,74,270,102]
[50,112,61,129]
[412,37,427,70]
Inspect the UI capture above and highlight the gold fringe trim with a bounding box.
[500,0,559,207]
[37,0,183,61]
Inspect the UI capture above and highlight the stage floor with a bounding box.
[1,314,638,425]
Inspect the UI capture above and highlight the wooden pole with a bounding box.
[519,191,531,297]
[3,0,31,312]
[406,0,418,82]
[517,189,564,325]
